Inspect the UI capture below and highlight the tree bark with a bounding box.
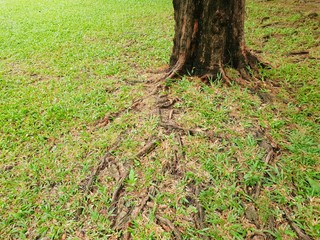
[169,0,255,80]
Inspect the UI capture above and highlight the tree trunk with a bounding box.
[169,0,254,80]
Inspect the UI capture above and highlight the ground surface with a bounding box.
[0,0,319,239]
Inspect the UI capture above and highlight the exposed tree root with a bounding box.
[192,185,209,240]
[95,84,162,129]
[165,55,186,80]
[156,98,178,109]
[160,122,214,139]
[131,187,156,220]
[155,215,182,240]
[282,208,313,240]
[108,169,130,227]
[250,128,280,199]
[252,147,279,199]
[112,186,156,238]
[162,133,186,176]
[241,128,281,239]
[76,70,307,239]
[107,138,161,227]
[136,136,160,158]
[76,135,124,218]
[245,50,272,71]
[194,186,205,228]
[261,21,281,28]
[166,51,276,106]
[245,204,261,228]
[82,136,123,194]
[217,61,232,86]
[176,134,186,161]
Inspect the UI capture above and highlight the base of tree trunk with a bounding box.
[167,48,270,89]
[167,0,271,88]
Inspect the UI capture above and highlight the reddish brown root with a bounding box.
[218,62,232,86]
[166,68,179,79]
[282,208,313,240]
[166,55,187,79]
[167,49,271,90]
[246,50,272,70]
[156,215,182,240]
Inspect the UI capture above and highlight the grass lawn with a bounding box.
[0,0,319,239]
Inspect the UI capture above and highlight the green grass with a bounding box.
[0,0,172,238]
[1,0,319,239]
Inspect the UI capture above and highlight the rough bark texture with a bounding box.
[169,0,253,79]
